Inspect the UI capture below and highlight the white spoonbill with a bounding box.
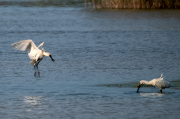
[137,74,174,93]
[11,39,55,76]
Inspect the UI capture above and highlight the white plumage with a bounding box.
[11,39,55,76]
[137,74,174,93]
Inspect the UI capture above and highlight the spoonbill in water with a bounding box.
[137,74,174,93]
[11,39,55,77]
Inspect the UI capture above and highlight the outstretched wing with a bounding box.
[11,39,41,60]
[38,42,44,49]
[11,39,39,53]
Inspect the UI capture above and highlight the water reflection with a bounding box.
[24,96,43,106]
[0,0,84,7]
[139,93,165,97]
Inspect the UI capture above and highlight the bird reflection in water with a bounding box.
[139,93,165,97]
[24,96,43,106]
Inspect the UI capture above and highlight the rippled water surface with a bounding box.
[0,1,180,119]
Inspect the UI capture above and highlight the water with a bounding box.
[0,1,180,118]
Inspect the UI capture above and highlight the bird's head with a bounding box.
[43,52,55,62]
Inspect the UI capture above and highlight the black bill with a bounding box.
[137,84,141,93]
[50,55,55,62]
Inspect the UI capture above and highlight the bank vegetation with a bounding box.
[86,0,180,9]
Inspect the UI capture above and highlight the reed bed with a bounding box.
[86,0,180,9]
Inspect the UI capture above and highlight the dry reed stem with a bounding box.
[90,0,180,9]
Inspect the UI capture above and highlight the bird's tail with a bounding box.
[169,81,175,87]
[29,60,36,65]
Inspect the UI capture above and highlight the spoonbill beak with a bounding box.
[49,55,55,62]
[137,84,141,93]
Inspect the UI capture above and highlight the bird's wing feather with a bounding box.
[11,40,41,60]
[154,80,172,89]
[28,53,36,60]
[11,39,40,53]
[38,42,44,48]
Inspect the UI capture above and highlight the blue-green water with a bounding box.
[0,1,180,118]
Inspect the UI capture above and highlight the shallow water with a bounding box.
[0,1,180,119]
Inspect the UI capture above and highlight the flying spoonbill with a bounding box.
[137,74,174,93]
[11,39,55,76]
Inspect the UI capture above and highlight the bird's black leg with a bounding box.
[36,62,40,77]
[37,66,40,77]
[34,65,36,76]
[160,89,162,93]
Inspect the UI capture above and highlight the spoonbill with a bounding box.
[137,74,174,93]
[11,39,55,76]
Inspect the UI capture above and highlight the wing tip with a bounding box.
[11,39,34,51]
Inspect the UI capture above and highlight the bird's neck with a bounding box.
[140,80,152,85]
[43,51,50,57]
